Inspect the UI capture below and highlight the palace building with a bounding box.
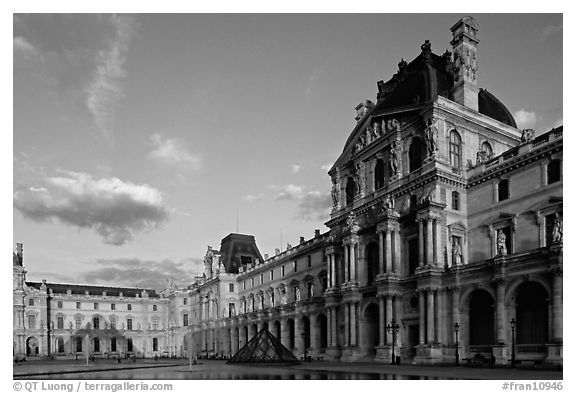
[14,16,562,366]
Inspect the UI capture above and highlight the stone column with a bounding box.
[426,219,434,266]
[344,245,350,283]
[379,230,385,275]
[231,327,238,353]
[418,219,424,267]
[280,319,289,348]
[552,272,563,341]
[310,315,318,352]
[495,279,506,343]
[436,289,444,344]
[327,255,332,288]
[350,303,357,346]
[394,229,401,274]
[331,307,338,347]
[419,291,425,344]
[378,296,386,346]
[327,309,333,348]
[344,303,350,347]
[385,296,393,345]
[427,290,435,343]
[385,230,393,273]
[350,243,357,282]
[332,254,337,287]
[433,219,439,265]
[295,317,303,355]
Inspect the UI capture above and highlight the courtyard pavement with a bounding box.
[13,359,562,380]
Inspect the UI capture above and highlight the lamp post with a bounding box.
[510,318,516,368]
[386,320,400,365]
[301,331,310,362]
[454,323,460,366]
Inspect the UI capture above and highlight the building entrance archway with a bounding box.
[360,303,379,355]
[516,282,548,348]
[468,290,494,351]
[316,313,328,350]
[26,336,39,356]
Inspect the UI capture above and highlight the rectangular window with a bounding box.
[183,298,188,305]
[76,317,82,330]
[111,337,117,352]
[93,317,100,330]
[408,238,419,275]
[57,316,64,329]
[110,317,116,330]
[452,191,460,210]
[270,270,274,281]
[260,273,264,284]
[127,338,133,352]
[127,304,132,311]
[281,265,285,277]
[152,320,158,330]
[307,255,312,268]
[229,303,235,317]
[153,338,158,352]
[498,179,509,202]
[111,303,116,311]
[183,314,189,326]
[251,277,254,287]
[229,283,234,292]
[28,314,36,329]
[94,302,98,310]
[57,301,63,309]
[76,337,83,352]
[127,318,133,331]
[243,281,246,290]
[28,298,34,306]
[76,302,81,309]
[57,338,65,353]
[293,260,298,272]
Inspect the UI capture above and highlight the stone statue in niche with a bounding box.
[365,126,373,145]
[310,283,315,297]
[476,150,489,165]
[390,141,399,176]
[373,121,382,138]
[452,239,462,266]
[496,229,507,255]
[425,118,439,157]
[203,246,214,279]
[386,118,400,133]
[521,129,535,143]
[356,162,365,196]
[294,286,301,302]
[278,286,287,305]
[331,177,339,210]
[384,195,395,210]
[552,213,563,243]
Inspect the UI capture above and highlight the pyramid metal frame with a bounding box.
[227,327,301,364]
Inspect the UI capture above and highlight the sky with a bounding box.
[12,13,563,290]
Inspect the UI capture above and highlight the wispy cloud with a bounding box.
[272,184,305,200]
[13,36,40,59]
[148,133,203,171]
[291,164,302,174]
[14,171,170,245]
[513,109,538,129]
[539,24,562,42]
[320,162,333,172]
[80,257,203,290]
[243,193,265,202]
[296,191,331,221]
[85,15,135,147]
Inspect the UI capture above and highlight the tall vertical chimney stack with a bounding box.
[450,16,479,111]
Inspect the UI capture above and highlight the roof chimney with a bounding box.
[314,229,320,238]
[450,16,479,111]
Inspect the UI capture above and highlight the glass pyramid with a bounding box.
[227,327,301,364]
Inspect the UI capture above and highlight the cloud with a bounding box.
[273,184,305,200]
[320,162,333,172]
[84,15,135,147]
[243,193,265,202]
[13,36,40,59]
[291,164,302,174]
[513,109,538,129]
[148,133,203,170]
[539,24,562,42]
[80,257,203,290]
[296,191,332,221]
[13,171,170,245]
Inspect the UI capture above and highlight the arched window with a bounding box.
[449,130,462,167]
[547,159,561,184]
[481,141,493,158]
[451,191,460,210]
[498,179,509,202]
[374,159,385,190]
[409,137,423,172]
[93,337,100,353]
[345,176,356,205]
[56,337,65,353]
[75,337,83,353]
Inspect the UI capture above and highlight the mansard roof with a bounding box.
[26,282,162,298]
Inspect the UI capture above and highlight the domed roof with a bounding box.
[478,88,517,128]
